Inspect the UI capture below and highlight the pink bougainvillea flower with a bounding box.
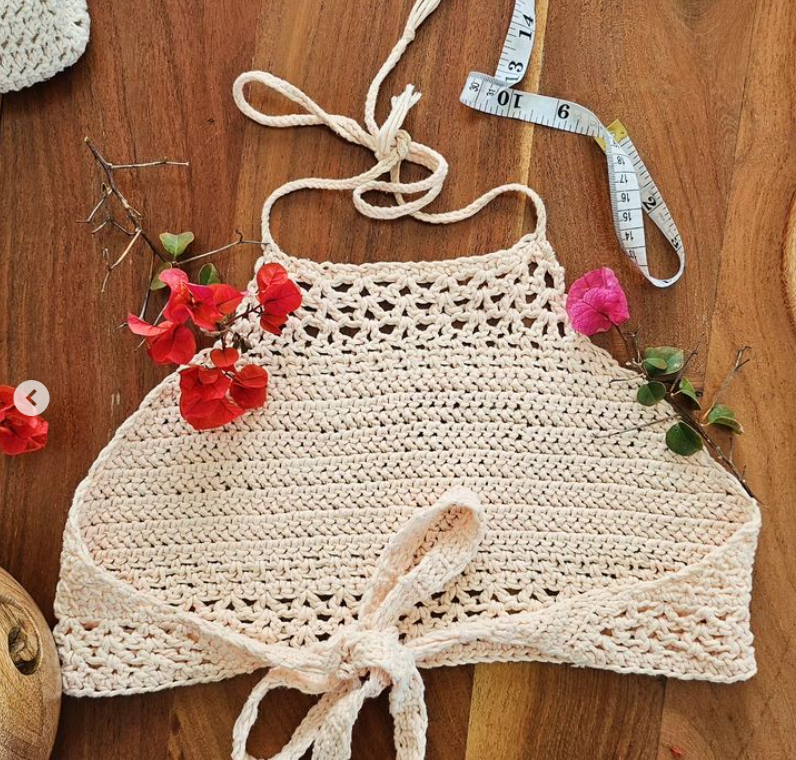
[158,268,193,321]
[566,267,630,335]
[230,363,268,410]
[160,268,245,331]
[256,263,302,335]
[127,315,197,365]
[0,385,49,456]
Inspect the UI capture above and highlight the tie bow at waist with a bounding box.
[327,627,410,676]
[231,487,485,760]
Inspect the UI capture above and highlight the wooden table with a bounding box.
[1,1,794,758]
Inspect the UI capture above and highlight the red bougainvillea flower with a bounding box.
[178,348,269,431]
[230,364,268,410]
[179,364,241,430]
[209,347,239,369]
[0,386,48,456]
[127,315,197,365]
[160,268,245,331]
[566,267,630,335]
[256,263,302,335]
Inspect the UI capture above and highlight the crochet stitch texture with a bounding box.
[0,0,89,93]
[53,1,760,757]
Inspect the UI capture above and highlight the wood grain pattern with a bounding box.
[0,0,794,758]
[657,1,796,758]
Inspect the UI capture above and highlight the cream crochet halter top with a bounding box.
[54,2,761,758]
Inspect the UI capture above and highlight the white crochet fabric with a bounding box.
[0,0,89,93]
[53,2,760,758]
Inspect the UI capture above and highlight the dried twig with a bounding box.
[668,393,752,495]
[101,229,141,293]
[138,254,156,320]
[84,137,186,260]
[672,333,704,389]
[661,348,754,496]
[82,139,267,333]
[178,231,262,265]
[595,415,678,439]
[111,158,190,171]
[607,328,754,497]
[81,140,265,319]
[705,346,752,414]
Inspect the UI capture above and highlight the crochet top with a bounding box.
[53,2,760,759]
[0,0,89,94]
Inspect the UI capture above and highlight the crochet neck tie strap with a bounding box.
[231,488,485,760]
[232,0,547,252]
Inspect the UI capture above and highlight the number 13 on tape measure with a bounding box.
[460,0,685,288]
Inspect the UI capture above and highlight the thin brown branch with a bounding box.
[612,323,632,365]
[102,229,142,293]
[111,158,190,170]
[695,424,753,498]
[80,185,111,223]
[706,346,752,413]
[138,254,156,320]
[83,137,189,265]
[628,327,642,365]
[178,232,262,265]
[673,333,705,389]
[668,395,754,497]
[594,415,677,439]
[110,219,136,236]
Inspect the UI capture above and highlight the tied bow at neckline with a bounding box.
[232,69,455,226]
[231,487,485,760]
[232,0,547,253]
[233,69,546,238]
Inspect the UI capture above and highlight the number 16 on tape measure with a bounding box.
[460,1,685,288]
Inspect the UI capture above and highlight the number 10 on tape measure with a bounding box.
[460,1,685,288]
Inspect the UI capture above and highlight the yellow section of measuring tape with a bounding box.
[594,119,628,152]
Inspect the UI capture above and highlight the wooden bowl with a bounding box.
[0,568,61,760]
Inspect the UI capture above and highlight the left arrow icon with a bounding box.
[14,381,50,416]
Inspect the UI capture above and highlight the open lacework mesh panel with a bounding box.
[54,237,759,695]
[239,238,568,359]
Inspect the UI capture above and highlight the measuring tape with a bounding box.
[459,0,684,288]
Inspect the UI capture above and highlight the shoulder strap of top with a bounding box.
[232,0,546,254]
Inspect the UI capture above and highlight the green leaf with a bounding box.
[198,263,221,285]
[642,356,668,375]
[150,261,173,291]
[707,404,744,433]
[159,231,194,259]
[637,381,667,406]
[676,377,701,407]
[666,422,704,456]
[643,346,685,376]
